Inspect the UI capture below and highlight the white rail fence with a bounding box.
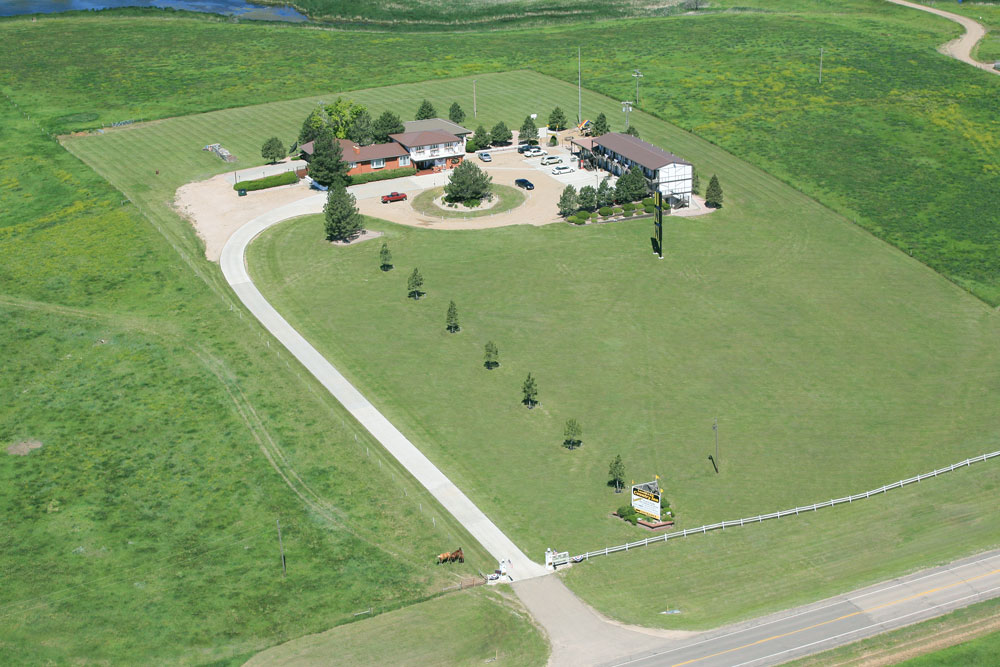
[572,450,1000,563]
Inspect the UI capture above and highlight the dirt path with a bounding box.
[886,0,998,74]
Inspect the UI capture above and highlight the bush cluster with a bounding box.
[349,166,417,185]
[233,170,298,192]
[599,206,613,217]
[617,505,639,525]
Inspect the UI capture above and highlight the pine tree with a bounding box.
[323,184,363,242]
[691,168,701,195]
[446,301,460,333]
[519,116,538,145]
[415,99,436,120]
[379,242,393,272]
[591,112,610,137]
[372,111,404,143]
[521,373,538,409]
[548,106,568,131]
[407,268,424,300]
[444,160,492,202]
[558,185,579,217]
[624,125,641,139]
[608,454,626,492]
[309,131,349,188]
[490,121,512,145]
[614,166,648,204]
[578,185,597,211]
[347,109,374,146]
[597,176,614,208]
[563,419,583,449]
[449,102,466,125]
[472,125,492,149]
[261,136,285,163]
[705,174,724,208]
[483,341,499,369]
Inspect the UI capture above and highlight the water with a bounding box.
[0,0,308,22]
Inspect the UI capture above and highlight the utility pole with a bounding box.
[818,47,824,85]
[632,69,643,105]
[578,47,582,124]
[276,518,286,577]
[473,79,477,118]
[621,100,632,129]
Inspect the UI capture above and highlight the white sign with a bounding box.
[631,481,661,521]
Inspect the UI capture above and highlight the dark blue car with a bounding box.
[515,178,534,190]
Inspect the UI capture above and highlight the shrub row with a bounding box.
[233,170,298,192]
[350,166,417,185]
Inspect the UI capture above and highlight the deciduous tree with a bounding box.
[325,97,366,139]
[446,300,460,333]
[407,268,424,300]
[373,110,404,143]
[558,185,579,217]
[519,116,538,145]
[483,341,499,369]
[449,102,466,125]
[563,419,582,449]
[323,184,363,242]
[299,106,328,144]
[578,185,597,211]
[608,454,626,492]
[705,174,724,208]
[490,121,512,145]
[444,160,492,202]
[309,130,349,189]
[379,242,393,271]
[597,176,614,208]
[415,99,436,120]
[521,373,538,408]
[261,136,285,163]
[614,166,648,203]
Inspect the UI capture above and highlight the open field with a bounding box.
[932,1,1000,61]
[0,73,521,663]
[246,587,548,666]
[789,594,1000,666]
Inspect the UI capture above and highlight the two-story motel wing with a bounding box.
[571,133,693,206]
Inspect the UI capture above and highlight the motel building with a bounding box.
[571,132,693,206]
[299,117,471,176]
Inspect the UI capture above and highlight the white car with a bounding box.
[540,156,563,166]
[525,148,547,157]
[551,165,575,175]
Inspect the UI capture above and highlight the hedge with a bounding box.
[233,170,298,192]
[642,197,654,207]
[350,166,418,185]
[599,206,613,217]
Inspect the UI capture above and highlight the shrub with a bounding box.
[644,204,655,214]
[642,197,654,207]
[465,140,479,153]
[613,206,623,214]
[548,134,558,146]
[617,505,639,525]
[349,166,417,185]
[571,215,586,225]
[622,209,634,217]
[464,198,481,208]
[599,206,613,217]
[623,202,636,211]
[233,170,298,192]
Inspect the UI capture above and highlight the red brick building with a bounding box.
[299,138,412,176]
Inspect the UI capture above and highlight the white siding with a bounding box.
[656,162,693,204]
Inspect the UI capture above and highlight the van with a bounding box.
[540,156,563,166]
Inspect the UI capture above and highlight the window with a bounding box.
[399,155,410,167]
[348,162,357,169]
[372,158,385,169]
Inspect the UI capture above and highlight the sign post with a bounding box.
[653,191,664,258]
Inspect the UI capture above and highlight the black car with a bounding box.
[514,178,534,190]
[517,144,531,154]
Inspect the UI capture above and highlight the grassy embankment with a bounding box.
[0,61,518,667]
[246,587,548,666]
[789,594,1000,666]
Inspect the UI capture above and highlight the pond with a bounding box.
[0,0,308,22]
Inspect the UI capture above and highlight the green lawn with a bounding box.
[789,594,1000,666]
[411,184,526,219]
[246,587,548,666]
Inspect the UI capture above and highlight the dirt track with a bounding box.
[886,0,998,74]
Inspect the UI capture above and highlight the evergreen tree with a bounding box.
[372,111,404,143]
[608,454,626,492]
[705,174,724,208]
[347,109,375,146]
[483,341,499,369]
[309,131,349,188]
[444,160,492,202]
[578,185,598,211]
[691,168,701,195]
[446,300,460,333]
[597,176,614,208]
[548,106,568,131]
[557,185,579,217]
[614,166,648,203]
[379,242,393,272]
[415,99,436,120]
[449,102,466,125]
[591,112,610,137]
[299,106,328,144]
[261,136,285,163]
[472,125,492,149]
[624,125,641,139]
[323,184,364,242]
[490,121,512,145]
[563,419,583,449]
[521,373,538,409]
[407,268,424,300]
[519,115,538,145]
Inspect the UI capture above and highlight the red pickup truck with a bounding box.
[381,192,407,204]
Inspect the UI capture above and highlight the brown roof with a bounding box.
[403,118,471,136]
[592,133,690,170]
[299,139,408,162]
[388,130,461,148]
[569,136,595,150]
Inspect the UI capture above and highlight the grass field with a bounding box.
[933,1,1000,62]
[789,594,1000,666]
[0,66,532,664]
[246,587,548,666]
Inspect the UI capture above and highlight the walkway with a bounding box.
[887,0,998,75]
[219,197,548,580]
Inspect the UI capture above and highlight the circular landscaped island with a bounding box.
[411,184,526,219]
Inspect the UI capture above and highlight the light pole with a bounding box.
[621,100,632,129]
[473,79,477,118]
[632,69,643,105]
